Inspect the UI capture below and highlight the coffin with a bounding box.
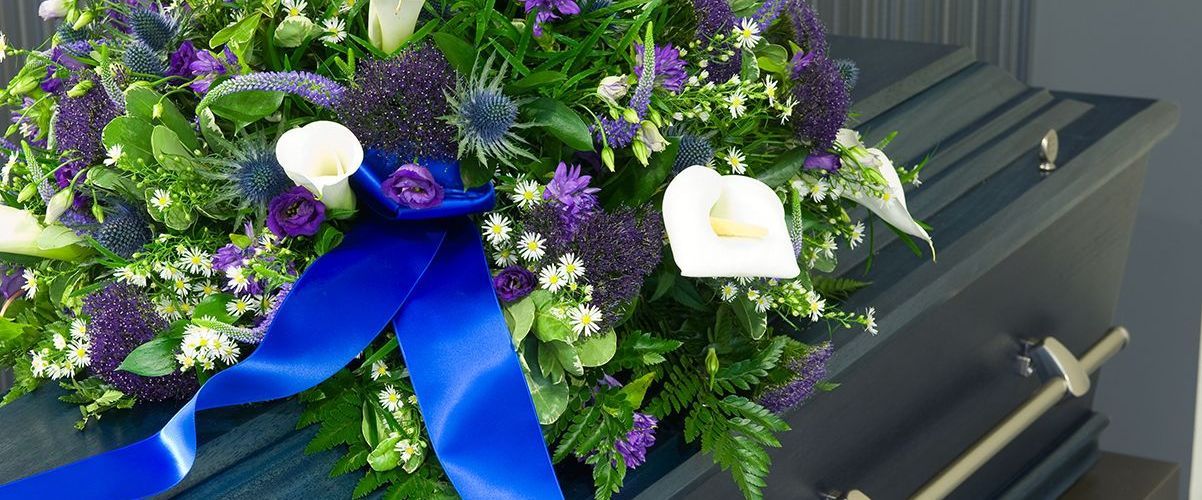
[0,37,1178,499]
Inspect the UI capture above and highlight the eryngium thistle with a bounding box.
[213,143,292,207]
[201,71,347,110]
[337,47,458,161]
[757,342,833,414]
[446,56,533,167]
[123,40,165,77]
[670,130,714,173]
[94,203,153,259]
[129,8,177,50]
[53,75,121,163]
[83,284,199,401]
[790,54,849,150]
[56,24,88,44]
[834,58,860,91]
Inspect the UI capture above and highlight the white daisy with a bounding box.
[198,282,221,296]
[763,75,778,105]
[115,266,149,287]
[817,233,837,259]
[557,253,585,281]
[339,0,356,12]
[281,0,307,16]
[0,32,7,64]
[517,232,547,262]
[379,385,404,412]
[370,360,389,380]
[214,338,240,365]
[52,333,67,350]
[178,302,194,316]
[155,262,185,281]
[150,189,173,210]
[804,291,825,321]
[225,266,250,294]
[864,307,878,335]
[807,178,829,202]
[726,91,747,119]
[171,278,194,297]
[320,17,346,43]
[178,247,213,276]
[481,213,513,246]
[733,18,762,50]
[67,342,91,368]
[493,248,518,267]
[226,296,259,316]
[848,221,865,249]
[157,299,182,321]
[395,439,422,462]
[778,96,797,123]
[30,350,48,378]
[69,319,88,341]
[724,147,747,174]
[538,266,567,292]
[511,180,543,208]
[568,304,603,337]
[104,144,124,166]
[719,282,738,302]
[754,294,773,313]
[48,362,73,380]
[20,269,36,297]
[745,288,760,301]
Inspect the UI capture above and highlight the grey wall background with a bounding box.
[1029,2,1202,498]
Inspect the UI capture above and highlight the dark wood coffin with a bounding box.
[0,37,1178,499]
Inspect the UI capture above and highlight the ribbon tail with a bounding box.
[0,217,448,499]
[394,217,562,500]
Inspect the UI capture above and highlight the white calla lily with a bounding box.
[662,166,800,279]
[368,0,425,55]
[275,121,364,211]
[838,128,934,255]
[0,205,87,260]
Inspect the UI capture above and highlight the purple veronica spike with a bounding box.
[758,342,834,414]
[635,44,688,93]
[598,40,657,148]
[202,71,348,109]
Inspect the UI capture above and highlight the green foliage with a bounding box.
[712,336,786,393]
[611,331,682,370]
[812,276,871,301]
[551,386,635,500]
[58,378,136,430]
[683,394,789,500]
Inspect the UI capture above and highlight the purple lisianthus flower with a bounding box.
[212,243,252,273]
[0,265,26,302]
[188,46,240,93]
[616,412,658,468]
[635,44,688,93]
[493,265,536,302]
[167,40,200,79]
[383,164,445,209]
[803,152,841,172]
[266,186,326,238]
[544,162,600,210]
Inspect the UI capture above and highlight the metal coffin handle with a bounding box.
[824,326,1130,500]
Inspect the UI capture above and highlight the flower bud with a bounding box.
[638,121,668,154]
[622,107,640,124]
[18,182,38,203]
[72,10,94,30]
[38,0,68,20]
[601,146,615,172]
[705,347,719,388]
[596,75,628,102]
[66,79,93,98]
[44,189,74,224]
[631,139,650,166]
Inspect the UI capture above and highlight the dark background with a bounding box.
[2,0,1198,497]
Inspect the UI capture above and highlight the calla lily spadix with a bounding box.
[837,129,934,258]
[368,0,426,55]
[0,205,88,261]
[275,121,364,212]
[662,166,800,279]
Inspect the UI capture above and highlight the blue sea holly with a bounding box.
[209,141,293,210]
[446,55,534,168]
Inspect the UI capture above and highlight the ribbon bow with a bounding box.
[0,152,563,500]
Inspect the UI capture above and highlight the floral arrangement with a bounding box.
[0,0,932,498]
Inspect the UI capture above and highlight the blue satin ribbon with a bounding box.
[0,155,563,499]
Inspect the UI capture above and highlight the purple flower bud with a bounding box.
[0,265,27,301]
[167,40,199,79]
[803,152,841,172]
[493,265,536,302]
[382,164,445,209]
[266,186,326,238]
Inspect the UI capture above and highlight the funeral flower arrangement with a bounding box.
[0,0,931,498]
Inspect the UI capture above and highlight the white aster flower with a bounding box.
[158,299,182,321]
[517,232,546,262]
[67,341,91,368]
[177,352,196,371]
[568,304,603,337]
[370,360,389,380]
[745,288,760,301]
[864,307,878,335]
[179,247,213,276]
[379,385,404,412]
[48,362,73,380]
[724,147,747,174]
[557,253,585,282]
[779,96,797,123]
[726,91,747,119]
[755,294,772,313]
[511,180,543,208]
[150,189,173,211]
[225,266,250,294]
[733,18,762,50]
[396,439,422,462]
[807,178,829,202]
[481,213,513,246]
[178,302,194,316]
[0,32,7,63]
[104,144,124,166]
[848,221,865,249]
[538,266,567,292]
[171,278,194,297]
[30,350,48,377]
[70,319,87,341]
[226,296,259,316]
[818,233,837,259]
[155,262,185,281]
[198,282,220,296]
[804,291,825,321]
[282,0,307,16]
[52,333,67,350]
[321,17,347,43]
[214,338,240,365]
[339,0,356,12]
[493,248,518,267]
[20,269,37,297]
[720,282,738,302]
[763,75,778,105]
[116,266,148,287]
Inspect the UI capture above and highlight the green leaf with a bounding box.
[432,32,476,74]
[756,146,809,188]
[754,44,790,75]
[204,90,286,124]
[210,13,261,49]
[740,48,760,81]
[507,296,536,344]
[151,125,194,171]
[274,15,317,48]
[507,70,566,92]
[198,108,232,154]
[102,116,154,163]
[314,226,344,256]
[602,140,679,209]
[526,368,570,424]
[193,293,237,323]
[163,203,197,231]
[546,340,583,377]
[526,97,593,151]
[366,435,403,472]
[458,154,493,188]
[576,329,617,367]
[124,87,200,151]
[612,331,682,369]
[534,309,575,343]
[36,224,83,250]
[731,297,768,340]
[618,371,656,409]
[117,337,181,377]
[86,168,142,200]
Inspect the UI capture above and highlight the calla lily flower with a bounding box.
[662,166,800,279]
[275,121,364,212]
[368,0,426,55]
[837,128,934,256]
[0,205,88,261]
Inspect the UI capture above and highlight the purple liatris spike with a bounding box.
[202,71,347,109]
